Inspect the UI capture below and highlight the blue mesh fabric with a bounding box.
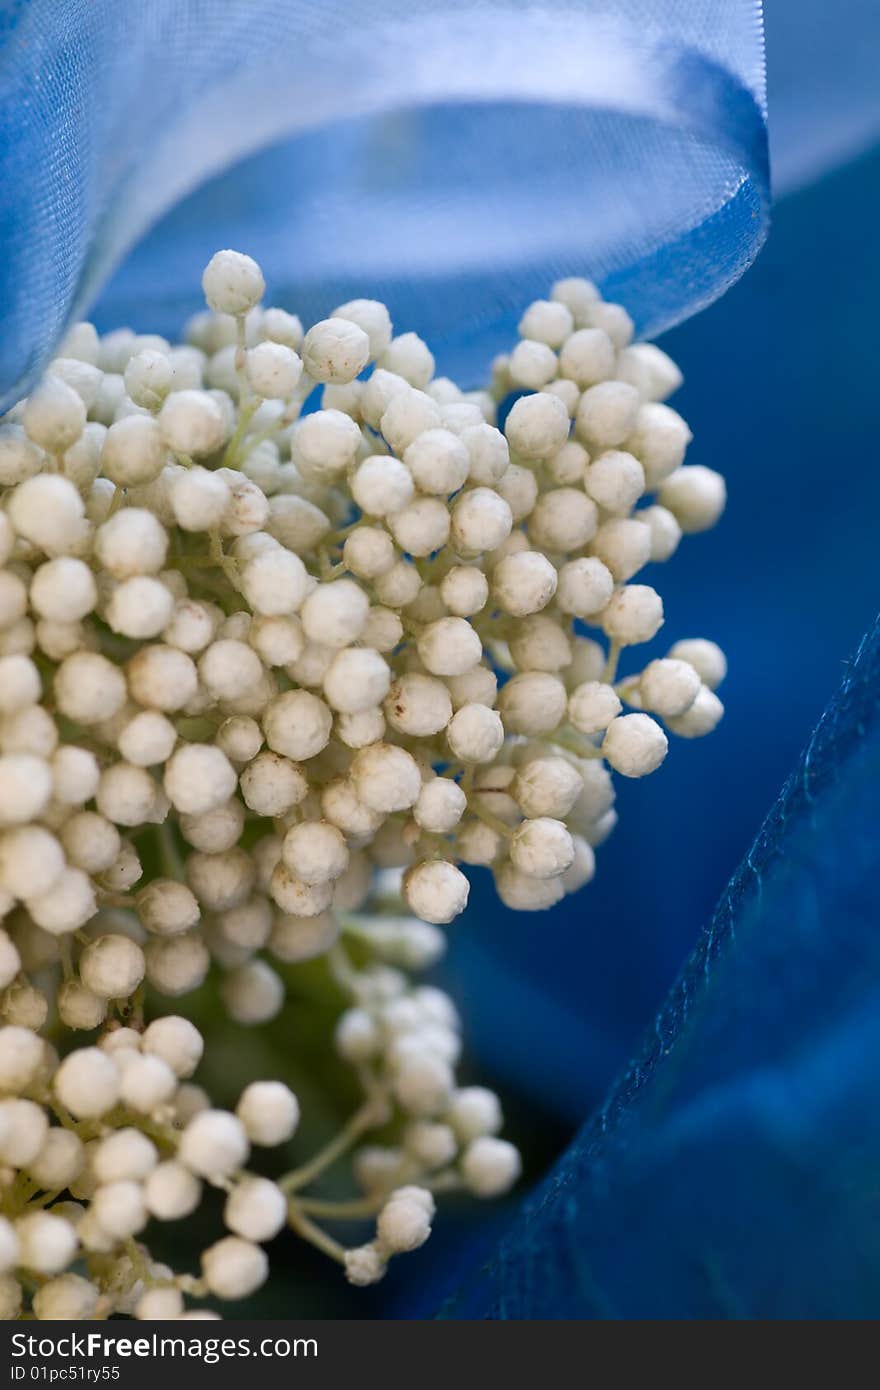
[0,1,767,406]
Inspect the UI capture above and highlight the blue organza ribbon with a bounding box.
[0,0,768,407]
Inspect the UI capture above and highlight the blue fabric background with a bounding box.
[2,0,880,1319]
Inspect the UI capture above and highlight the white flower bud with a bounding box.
[601,584,664,646]
[616,341,683,400]
[576,383,640,450]
[389,496,450,556]
[380,333,434,389]
[558,326,615,388]
[23,376,86,453]
[238,751,306,818]
[0,825,64,900]
[92,1180,148,1239]
[240,545,309,616]
[236,1080,299,1147]
[163,743,237,816]
[116,710,177,768]
[639,658,701,718]
[403,861,469,925]
[0,424,42,486]
[332,298,392,358]
[351,742,421,813]
[666,638,727,690]
[492,550,557,616]
[659,464,727,533]
[518,298,574,347]
[555,556,614,618]
[202,250,265,316]
[344,1243,387,1286]
[138,1016,203,1081]
[93,1130,157,1184]
[9,474,88,556]
[385,673,452,738]
[626,401,692,485]
[392,1048,454,1116]
[57,980,106,1031]
[450,487,513,557]
[124,348,174,407]
[119,1054,178,1112]
[262,689,333,762]
[245,341,302,398]
[602,712,668,776]
[588,302,633,345]
[324,648,391,715]
[413,778,467,834]
[135,1286,184,1319]
[584,447,645,512]
[513,757,582,819]
[494,862,565,912]
[417,617,482,677]
[79,934,145,999]
[302,317,370,385]
[0,751,51,827]
[201,1236,268,1300]
[665,684,724,738]
[144,1160,201,1220]
[144,931,210,997]
[159,390,226,457]
[30,557,96,623]
[169,465,230,531]
[0,1098,48,1166]
[376,1190,433,1253]
[504,390,569,460]
[0,1026,44,1093]
[447,1086,503,1142]
[106,576,175,639]
[528,486,597,553]
[102,415,166,485]
[497,672,567,736]
[510,817,574,879]
[54,1048,120,1118]
[224,1176,286,1241]
[15,1212,77,1275]
[461,1136,521,1196]
[446,703,504,764]
[568,680,622,734]
[95,762,163,827]
[222,959,284,1024]
[404,1120,458,1169]
[380,388,442,454]
[335,1008,382,1063]
[27,866,96,935]
[179,1109,248,1179]
[282,820,349,886]
[404,428,469,495]
[508,338,558,389]
[96,507,168,578]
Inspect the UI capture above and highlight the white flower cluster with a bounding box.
[0,1018,301,1317]
[0,248,725,1317]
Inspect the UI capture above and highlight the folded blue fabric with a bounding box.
[0,0,768,408]
[442,606,880,1317]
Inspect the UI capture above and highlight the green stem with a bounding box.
[280,1099,385,1195]
[602,639,622,684]
[287,1201,347,1264]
